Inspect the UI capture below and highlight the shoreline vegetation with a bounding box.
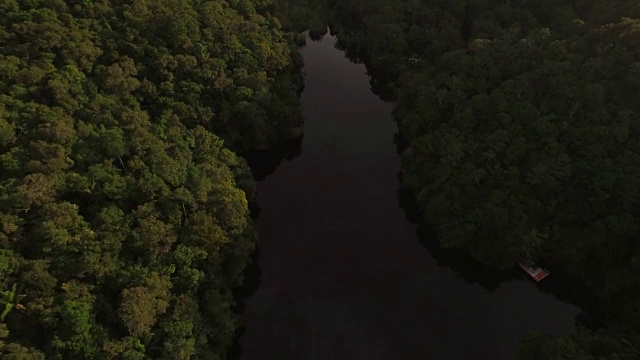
[1,0,639,358]
[0,0,303,358]
[274,0,640,358]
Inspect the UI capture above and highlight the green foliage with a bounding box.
[516,329,640,360]
[0,283,25,322]
[0,0,300,358]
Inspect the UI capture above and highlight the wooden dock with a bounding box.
[519,260,550,282]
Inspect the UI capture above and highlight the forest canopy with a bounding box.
[0,0,301,358]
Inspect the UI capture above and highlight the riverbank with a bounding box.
[235,31,579,360]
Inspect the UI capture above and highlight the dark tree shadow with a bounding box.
[397,183,522,292]
[243,135,303,182]
[231,136,303,358]
[396,176,601,328]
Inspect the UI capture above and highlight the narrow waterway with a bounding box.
[239,33,580,360]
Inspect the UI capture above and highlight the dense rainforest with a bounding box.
[273,0,640,358]
[0,0,302,358]
[2,0,639,357]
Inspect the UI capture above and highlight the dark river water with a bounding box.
[238,33,580,360]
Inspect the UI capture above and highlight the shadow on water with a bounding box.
[395,160,603,330]
[230,135,303,360]
[243,135,303,182]
[396,182,523,292]
[229,224,263,360]
[228,230,261,359]
[230,244,262,313]
[309,27,328,42]
[241,135,303,220]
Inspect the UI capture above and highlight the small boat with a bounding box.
[518,260,550,282]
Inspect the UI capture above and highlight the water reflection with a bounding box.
[395,171,599,327]
[397,184,523,292]
[244,135,304,182]
[237,32,579,360]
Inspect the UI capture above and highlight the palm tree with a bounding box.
[0,283,26,321]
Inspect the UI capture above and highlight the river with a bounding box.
[238,32,580,360]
